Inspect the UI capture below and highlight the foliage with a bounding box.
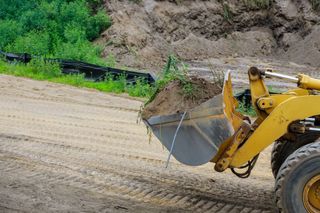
[243,0,271,9]
[125,78,152,97]
[87,0,105,11]
[54,40,106,65]
[86,10,111,40]
[210,70,224,89]
[0,59,61,80]
[0,20,23,49]
[223,3,233,21]
[310,0,320,10]
[5,31,51,56]
[0,59,153,98]
[0,0,111,65]
[236,100,257,117]
[105,54,117,68]
[156,55,197,99]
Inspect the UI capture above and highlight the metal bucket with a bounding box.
[143,74,235,166]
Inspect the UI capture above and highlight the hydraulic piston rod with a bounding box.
[261,69,320,91]
[306,127,320,132]
[264,71,299,83]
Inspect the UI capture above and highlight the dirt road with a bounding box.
[0,74,275,213]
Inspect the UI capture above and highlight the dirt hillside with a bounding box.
[98,0,320,71]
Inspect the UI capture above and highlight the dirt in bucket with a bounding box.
[141,76,222,120]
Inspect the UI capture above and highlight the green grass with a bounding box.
[222,3,233,21]
[145,55,199,105]
[0,55,196,101]
[0,59,154,98]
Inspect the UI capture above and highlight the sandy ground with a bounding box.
[0,74,276,213]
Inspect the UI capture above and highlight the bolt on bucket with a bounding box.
[143,71,239,166]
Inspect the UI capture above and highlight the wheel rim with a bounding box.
[303,175,320,213]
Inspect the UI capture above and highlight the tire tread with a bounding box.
[275,141,320,212]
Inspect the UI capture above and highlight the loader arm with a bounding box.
[216,67,320,170]
[231,95,320,167]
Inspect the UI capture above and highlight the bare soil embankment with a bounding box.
[99,0,320,71]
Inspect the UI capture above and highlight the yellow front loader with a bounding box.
[143,67,320,213]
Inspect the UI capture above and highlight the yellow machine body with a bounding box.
[214,67,320,170]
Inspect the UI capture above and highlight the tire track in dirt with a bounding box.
[0,149,273,213]
[0,75,275,212]
[0,134,272,201]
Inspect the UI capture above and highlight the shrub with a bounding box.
[54,40,105,65]
[19,9,48,31]
[0,0,37,19]
[59,1,90,29]
[1,0,111,64]
[0,20,23,49]
[86,10,112,40]
[87,0,105,11]
[64,24,87,43]
[5,31,51,56]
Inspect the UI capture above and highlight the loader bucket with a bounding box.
[143,71,240,166]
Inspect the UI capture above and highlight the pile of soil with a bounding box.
[141,76,222,120]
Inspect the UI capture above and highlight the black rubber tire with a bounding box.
[271,132,320,178]
[275,141,320,213]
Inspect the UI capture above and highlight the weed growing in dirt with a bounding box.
[207,62,225,89]
[222,3,233,22]
[127,78,154,97]
[146,55,199,105]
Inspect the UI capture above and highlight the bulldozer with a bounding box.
[143,67,320,213]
